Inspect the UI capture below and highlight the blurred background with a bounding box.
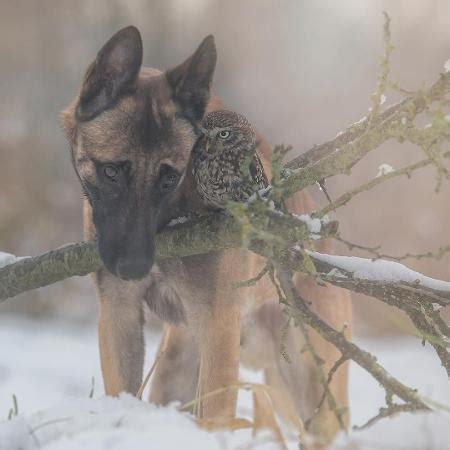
[0,0,449,444]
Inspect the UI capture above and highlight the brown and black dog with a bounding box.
[61,26,351,446]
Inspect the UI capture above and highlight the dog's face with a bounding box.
[61,27,216,280]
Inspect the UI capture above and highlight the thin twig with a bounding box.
[136,326,171,400]
[315,157,433,217]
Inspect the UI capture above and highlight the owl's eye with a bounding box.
[218,130,231,139]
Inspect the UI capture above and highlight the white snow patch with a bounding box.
[0,317,449,450]
[295,214,322,233]
[335,130,344,138]
[380,94,387,105]
[0,395,288,450]
[376,163,395,177]
[0,252,28,269]
[444,59,450,72]
[308,250,450,292]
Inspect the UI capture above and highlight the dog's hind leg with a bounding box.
[149,324,200,408]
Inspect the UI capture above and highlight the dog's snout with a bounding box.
[114,254,153,281]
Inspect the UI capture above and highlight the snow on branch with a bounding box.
[308,251,450,305]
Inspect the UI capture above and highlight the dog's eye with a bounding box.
[103,164,119,181]
[159,164,180,193]
[218,130,231,139]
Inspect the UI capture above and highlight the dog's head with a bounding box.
[61,26,216,280]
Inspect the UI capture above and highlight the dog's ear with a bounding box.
[76,26,143,121]
[166,35,216,122]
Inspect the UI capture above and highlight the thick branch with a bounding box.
[2,212,450,318]
[0,210,333,301]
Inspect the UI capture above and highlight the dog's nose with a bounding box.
[115,255,152,280]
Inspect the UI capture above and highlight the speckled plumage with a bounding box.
[192,110,268,208]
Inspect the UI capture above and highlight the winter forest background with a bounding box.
[0,1,449,449]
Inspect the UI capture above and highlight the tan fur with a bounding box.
[63,43,351,448]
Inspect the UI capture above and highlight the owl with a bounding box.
[191,110,268,209]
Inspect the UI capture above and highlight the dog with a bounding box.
[61,26,352,446]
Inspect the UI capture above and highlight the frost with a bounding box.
[444,59,450,72]
[376,163,395,177]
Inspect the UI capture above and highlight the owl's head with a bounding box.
[200,110,257,152]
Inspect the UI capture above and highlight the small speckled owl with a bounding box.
[192,110,269,209]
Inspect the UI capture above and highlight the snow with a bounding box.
[380,94,387,105]
[0,316,449,450]
[6,395,289,450]
[294,214,322,233]
[308,250,450,293]
[0,252,22,269]
[444,59,450,72]
[376,163,395,177]
[0,395,262,450]
[401,117,407,125]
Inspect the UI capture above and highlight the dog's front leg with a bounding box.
[196,295,241,419]
[95,270,145,396]
[84,201,145,396]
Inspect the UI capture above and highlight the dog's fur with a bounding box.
[61,26,352,446]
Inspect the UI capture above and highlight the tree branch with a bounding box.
[280,72,450,197]
[276,270,430,424]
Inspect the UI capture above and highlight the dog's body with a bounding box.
[62,27,351,446]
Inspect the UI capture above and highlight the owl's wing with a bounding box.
[249,153,269,189]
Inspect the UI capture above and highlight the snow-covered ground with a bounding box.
[0,315,448,449]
